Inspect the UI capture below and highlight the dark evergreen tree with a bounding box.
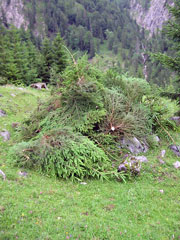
[52,33,67,73]
[40,38,54,82]
[0,25,40,85]
[153,0,180,97]
[40,33,67,83]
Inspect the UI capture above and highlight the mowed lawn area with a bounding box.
[0,86,180,240]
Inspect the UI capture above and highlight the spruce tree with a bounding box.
[52,33,67,73]
[153,0,180,98]
[40,38,54,82]
[40,34,67,83]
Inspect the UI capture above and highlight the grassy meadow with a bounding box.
[0,85,180,240]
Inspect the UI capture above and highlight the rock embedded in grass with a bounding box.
[159,159,165,165]
[118,155,148,175]
[170,116,180,126]
[134,156,148,163]
[173,161,180,169]
[0,109,6,117]
[18,171,28,177]
[154,135,160,143]
[0,130,10,141]
[12,122,20,129]
[160,150,166,158]
[0,169,6,180]
[120,137,149,154]
[169,145,180,157]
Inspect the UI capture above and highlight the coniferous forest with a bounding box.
[0,0,176,86]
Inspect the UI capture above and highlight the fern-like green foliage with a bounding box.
[101,82,152,139]
[9,128,114,180]
[105,70,151,104]
[144,96,179,139]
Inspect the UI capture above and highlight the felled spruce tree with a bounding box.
[9,56,117,181]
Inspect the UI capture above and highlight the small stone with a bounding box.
[160,150,166,158]
[0,169,6,180]
[0,109,6,117]
[0,130,10,141]
[118,156,142,175]
[18,171,28,177]
[12,122,20,128]
[0,94,3,97]
[173,161,180,169]
[169,145,180,157]
[120,137,148,154]
[80,182,87,185]
[170,116,180,126]
[135,156,148,163]
[11,93,16,97]
[159,190,164,194]
[118,164,127,172]
[159,159,165,165]
[154,135,160,143]
[0,205,5,211]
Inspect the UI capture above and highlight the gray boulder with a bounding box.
[0,130,10,141]
[118,155,148,175]
[0,109,6,117]
[169,145,180,157]
[120,137,148,154]
[135,156,148,163]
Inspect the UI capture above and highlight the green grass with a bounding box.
[0,85,180,240]
[91,43,120,71]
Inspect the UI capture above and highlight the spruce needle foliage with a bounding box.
[9,128,113,181]
[9,56,179,180]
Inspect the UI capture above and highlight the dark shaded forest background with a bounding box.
[0,0,175,86]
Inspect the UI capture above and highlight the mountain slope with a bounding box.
[130,0,173,36]
[0,0,174,85]
[0,0,27,29]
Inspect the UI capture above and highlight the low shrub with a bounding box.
[143,96,179,139]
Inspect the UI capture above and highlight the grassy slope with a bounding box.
[0,86,180,240]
